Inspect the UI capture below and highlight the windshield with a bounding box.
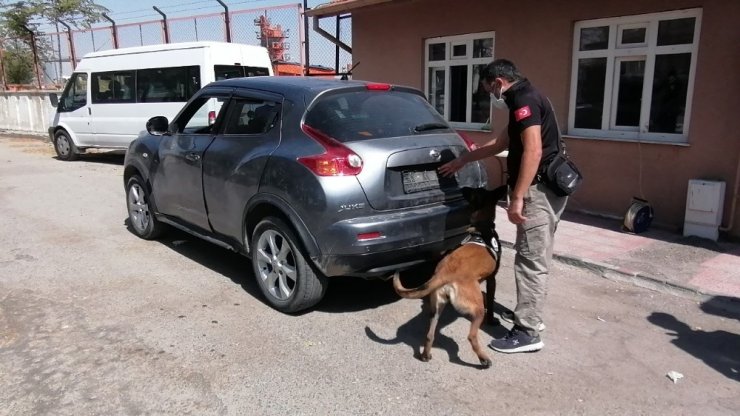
[304,90,451,142]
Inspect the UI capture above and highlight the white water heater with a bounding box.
[684,179,726,241]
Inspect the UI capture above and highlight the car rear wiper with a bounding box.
[413,122,449,133]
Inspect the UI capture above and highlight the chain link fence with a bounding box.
[0,3,351,90]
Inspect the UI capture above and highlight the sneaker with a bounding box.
[500,310,546,332]
[489,326,544,353]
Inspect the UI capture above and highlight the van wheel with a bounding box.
[126,175,164,240]
[53,130,79,161]
[251,217,328,313]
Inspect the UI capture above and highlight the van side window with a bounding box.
[137,66,200,103]
[58,73,87,112]
[223,99,279,135]
[214,65,270,81]
[92,71,135,104]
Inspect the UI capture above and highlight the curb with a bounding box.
[499,239,740,315]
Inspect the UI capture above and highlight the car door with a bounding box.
[202,90,283,242]
[152,88,231,231]
[54,72,94,145]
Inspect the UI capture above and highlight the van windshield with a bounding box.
[304,90,451,142]
[215,65,270,80]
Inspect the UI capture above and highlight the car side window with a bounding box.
[58,73,87,112]
[177,96,227,135]
[92,71,135,104]
[223,99,279,135]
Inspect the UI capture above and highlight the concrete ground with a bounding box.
[1,136,738,415]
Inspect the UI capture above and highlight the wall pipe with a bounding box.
[102,13,119,49]
[153,6,170,44]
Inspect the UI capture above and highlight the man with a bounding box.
[438,59,567,353]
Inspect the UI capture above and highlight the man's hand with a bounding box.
[438,157,466,177]
[507,196,527,224]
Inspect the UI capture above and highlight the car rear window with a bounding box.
[304,90,451,142]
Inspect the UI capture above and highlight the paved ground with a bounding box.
[1,136,738,415]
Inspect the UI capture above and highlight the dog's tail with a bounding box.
[392,271,442,299]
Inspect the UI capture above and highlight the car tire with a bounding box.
[53,130,79,161]
[251,217,328,313]
[126,175,164,240]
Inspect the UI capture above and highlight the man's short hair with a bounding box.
[481,59,524,83]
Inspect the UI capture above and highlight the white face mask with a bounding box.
[490,81,508,110]
[490,92,508,110]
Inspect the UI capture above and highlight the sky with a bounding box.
[95,0,327,24]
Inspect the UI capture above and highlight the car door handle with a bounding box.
[185,152,201,162]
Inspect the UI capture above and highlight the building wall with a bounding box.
[350,0,740,236]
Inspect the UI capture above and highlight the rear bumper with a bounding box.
[313,199,472,277]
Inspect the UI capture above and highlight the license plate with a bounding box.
[402,170,440,193]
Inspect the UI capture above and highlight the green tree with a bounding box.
[3,42,34,83]
[0,0,107,85]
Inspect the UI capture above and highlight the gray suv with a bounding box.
[124,77,487,313]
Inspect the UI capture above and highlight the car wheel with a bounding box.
[126,175,163,240]
[251,217,328,313]
[53,130,79,161]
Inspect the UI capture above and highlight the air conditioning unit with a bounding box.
[684,179,726,241]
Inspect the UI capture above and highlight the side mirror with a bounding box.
[48,93,58,108]
[146,116,170,136]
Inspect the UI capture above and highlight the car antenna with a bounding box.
[340,61,360,81]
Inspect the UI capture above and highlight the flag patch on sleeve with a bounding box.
[514,106,532,122]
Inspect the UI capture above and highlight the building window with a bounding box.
[424,31,494,130]
[568,9,701,143]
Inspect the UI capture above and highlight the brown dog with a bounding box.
[392,186,507,368]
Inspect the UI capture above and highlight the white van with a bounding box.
[48,41,273,160]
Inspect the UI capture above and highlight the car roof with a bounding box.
[208,77,419,101]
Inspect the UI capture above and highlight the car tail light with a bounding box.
[208,110,216,125]
[298,124,363,176]
[366,83,391,91]
[357,231,383,241]
[458,131,479,151]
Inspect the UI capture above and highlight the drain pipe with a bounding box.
[312,15,351,54]
[719,151,740,232]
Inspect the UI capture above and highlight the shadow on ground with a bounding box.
[648,311,740,382]
[55,151,125,165]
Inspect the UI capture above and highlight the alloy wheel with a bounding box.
[128,183,151,234]
[255,230,297,301]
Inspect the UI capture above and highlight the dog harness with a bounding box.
[460,232,501,262]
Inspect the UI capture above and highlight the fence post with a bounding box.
[153,6,170,44]
[216,0,231,42]
[57,20,77,70]
[20,25,42,89]
[303,0,309,75]
[0,39,8,90]
[102,13,119,49]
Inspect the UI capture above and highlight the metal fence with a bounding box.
[0,3,352,90]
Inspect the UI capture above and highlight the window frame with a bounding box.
[424,31,495,130]
[568,8,702,144]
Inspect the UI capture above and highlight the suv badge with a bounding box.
[338,203,365,213]
[429,149,441,160]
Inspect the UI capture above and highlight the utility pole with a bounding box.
[216,0,231,42]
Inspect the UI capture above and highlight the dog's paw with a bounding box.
[420,353,432,362]
[480,358,492,369]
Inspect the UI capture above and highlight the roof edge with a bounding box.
[305,0,396,17]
